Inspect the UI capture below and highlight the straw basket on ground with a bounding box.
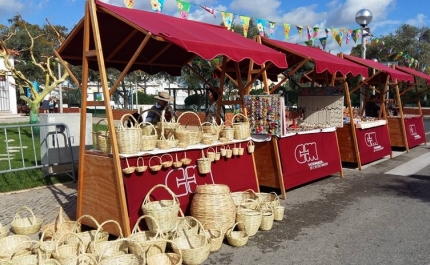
[0,223,9,240]
[0,235,32,260]
[127,215,167,256]
[236,199,262,237]
[232,113,250,140]
[190,184,236,237]
[259,205,274,231]
[39,207,79,241]
[171,217,211,265]
[274,206,285,221]
[117,113,141,154]
[97,239,144,265]
[10,206,43,235]
[174,111,203,145]
[66,215,109,252]
[203,221,223,252]
[88,219,128,259]
[226,221,249,247]
[139,122,158,151]
[7,240,38,265]
[141,184,180,234]
[255,192,280,210]
[146,240,182,265]
[35,228,56,260]
[230,189,259,207]
[52,232,86,264]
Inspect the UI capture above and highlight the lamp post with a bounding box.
[355,9,373,111]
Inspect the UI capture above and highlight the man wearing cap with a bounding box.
[145,91,177,124]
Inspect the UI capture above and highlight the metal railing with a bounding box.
[0,123,76,181]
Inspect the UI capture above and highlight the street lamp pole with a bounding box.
[355,9,373,111]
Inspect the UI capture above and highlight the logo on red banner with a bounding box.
[294,142,328,170]
[365,132,384,152]
[408,124,421,139]
[165,166,214,197]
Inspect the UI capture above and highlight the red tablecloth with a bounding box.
[277,130,342,190]
[355,124,392,164]
[121,143,257,229]
[404,116,426,148]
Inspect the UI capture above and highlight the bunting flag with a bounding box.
[313,27,319,38]
[269,21,276,38]
[256,18,266,36]
[386,47,393,56]
[334,29,343,47]
[284,23,291,40]
[240,15,251,37]
[306,26,313,41]
[200,5,216,17]
[296,25,303,37]
[346,29,352,44]
[319,37,327,50]
[393,52,403,61]
[304,40,313,47]
[325,28,330,37]
[150,0,164,12]
[124,0,134,8]
[176,0,191,19]
[352,29,360,43]
[221,11,233,30]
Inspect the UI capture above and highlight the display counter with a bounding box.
[254,127,343,194]
[387,115,426,149]
[79,139,258,231]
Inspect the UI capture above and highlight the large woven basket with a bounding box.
[139,122,158,151]
[190,184,236,237]
[171,217,211,265]
[141,184,180,234]
[232,113,250,140]
[156,105,179,139]
[226,221,249,247]
[230,189,259,207]
[40,207,79,241]
[236,199,262,237]
[10,206,43,235]
[117,113,141,154]
[0,235,32,259]
[174,111,203,145]
[92,118,107,150]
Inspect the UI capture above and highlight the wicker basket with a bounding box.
[172,153,183,168]
[39,207,79,241]
[274,206,285,221]
[62,253,98,265]
[174,111,203,145]
[97,129,111,154]
[0,235,32,259]
[221,127,234,141]
[127,215,166,256]
[140,108,160,135]
[196,149,211,174]
[92,118,107,150]
[141,184,180,234]
[10,206,43,235]
[98,239,144,265]
[259,205,274,231]
[89,219,127,258]
[190,184,236,237]
[67,215,109,252]
[171,217,211,265]
[135,157,148,173]
[247,140,255,153]
[226,222,249,247]
[202,113,224,140]
[36,228,56,259]
[236,199,262,236]
[206,147,216,162]
[0,223,9,240]
[139,122,158,151]
[52,232,86,264]
[232,113,250,140]
[161,153,173,169]
[149,156,162,172]
[122,157,136,174]
[230,189,258,207]
[180,152,192,166]
[117,114,141,154]
[174,211,199,238]
[146,240,182,265]
[9,241,38,265]
[203,221,223,252]
[256,192,280,210]
[156,105,179,139]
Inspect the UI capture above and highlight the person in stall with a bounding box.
[145,91,177,124]
[205,87,225,123]
[365,94,381,118]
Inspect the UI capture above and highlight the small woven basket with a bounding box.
[236,199,262,236]
[98,239,144,265]
[247,140,255,153]
[203,221,223,252]
[89,219,128,259]
[122,157,136,174]
[0,235,32,259]
[135,157,148,173]
[256,192,280,210]
[202,113,224,140]
[174,111,203,145]
[206,147,216,162]
[221,127,234,141]
[117,113,141,154]
[52,232,86,264]
[92,118,107,150]
[226,222,249,247]
[230,189,259,207]
[10,206,43,235]
[67,215,109,252]
[139,122,158,151]
[259,205,274,231]
[160,153,173,169]
[97,130,111,154]
[232,113,250,140]
[149,156,162,172]
[172,153,183,168]
[146,240,182,265]
[196,149,211,174]
[274,206,285,221]
[141,184,180,234]
[39,207,79,241]
[156,105,179,139]
[180,151,192,166]
[127,215,166,256]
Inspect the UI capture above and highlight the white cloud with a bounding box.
[405,14,428,27]
[0,0,25,19]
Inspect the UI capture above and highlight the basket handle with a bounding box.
[203,220,223,236]
[55,232,85,254]
[247,140,254,146]
[13,206,37,224]
[148,156,161,168]
[142,184,178,205]
[206,147,215,154]
[9,240,38,260]
[146,239,181,261]
[92,219,124,252]
[160,153,173,163]
[94,118,108,131]
[119,113,140,130]
[160,105,176,123]
[138,121,158,136]
[227,221,247,235]
[206,112,224,126]
[69,253,99,265]
[177,111,202,125]
[238,198,261,212]
[131,215,161,238]
[72,214,100,233]
[136,157,145,167]
[232,113,249,124]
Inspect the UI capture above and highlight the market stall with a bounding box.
[56,0,287,236]
[250,36,369,192]
[341,55,415,158]
[392,65,430,148]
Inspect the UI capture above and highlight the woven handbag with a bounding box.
[116,113,141,154]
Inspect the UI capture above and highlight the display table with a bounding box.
[79,140,258,232]
[254,128,343,193]
[388,115,426,149]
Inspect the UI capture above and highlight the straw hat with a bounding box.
[154,91,174,102]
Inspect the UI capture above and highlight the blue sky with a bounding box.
[0,0,429,54]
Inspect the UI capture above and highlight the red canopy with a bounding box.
[394,65,430,84]
[57,1,287,76]
[342,55,414,83]
[259,37,368,78]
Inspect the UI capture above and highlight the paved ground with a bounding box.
[1,118,430,264]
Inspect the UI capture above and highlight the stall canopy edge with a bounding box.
[56,0,288,76]
[394,65,430,85]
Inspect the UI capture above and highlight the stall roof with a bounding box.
[259,37,368,78]
[57,0,287,76]
[342,54,414,83]
[394,65,430,84]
